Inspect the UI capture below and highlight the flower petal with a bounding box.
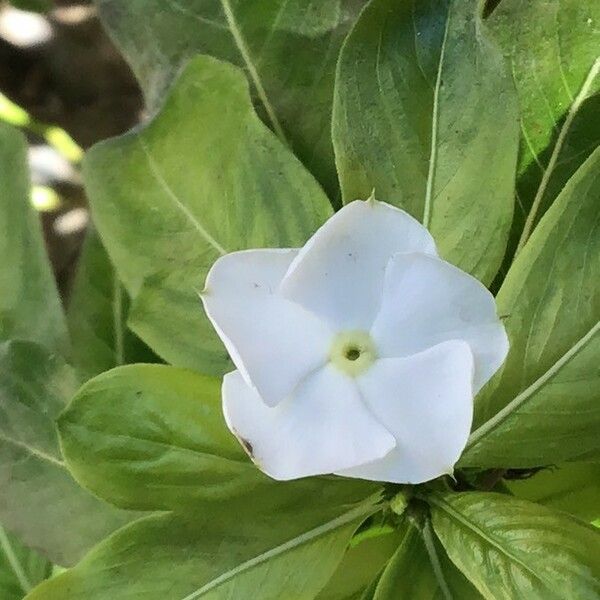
[371,252,508,393]
[337,341,474,484]
[280,199,437,330]
[223,367,396,480]
[202,249,332,407]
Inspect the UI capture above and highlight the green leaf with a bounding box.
[505,464,600,522]
[462,147,600,468]
[58,363,253,510]
[94,0,364,199]
[429,491,600,600]
[488,0,600,255]
[26,491,381,600]
[67,228,156,380]
[0,526,50,599]
[317,528,402,600]
[0,123,67,354]
[332,0,519,284]
[0,340,134,566]
[83,55,332,374]
[58,363,380,512]
[372,517,480,600]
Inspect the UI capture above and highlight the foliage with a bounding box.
[0,0,598,597]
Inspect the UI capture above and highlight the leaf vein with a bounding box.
[138,137,227,256]
[179,495,379,600]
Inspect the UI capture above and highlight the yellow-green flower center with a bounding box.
[329,330,377,377]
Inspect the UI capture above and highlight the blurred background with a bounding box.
[0,0,141,298]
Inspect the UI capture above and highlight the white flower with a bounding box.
[201,199,508,484]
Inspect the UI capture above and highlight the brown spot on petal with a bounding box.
[239,436,254,458]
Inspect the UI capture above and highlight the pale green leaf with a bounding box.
[332,0,519,284]
[429,491,600,600]
[58,363,380,512]
[0,123,67,354]
[25,492,381,600]
[83,55,332,374]
[0,340,134,566]
[94,0,366,199]
[462,147,600,467]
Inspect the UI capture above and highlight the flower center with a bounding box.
[329,330,377,377]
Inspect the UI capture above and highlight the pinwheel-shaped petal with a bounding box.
[201,199,508,483]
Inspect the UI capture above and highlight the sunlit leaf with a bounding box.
[83,55,332,374]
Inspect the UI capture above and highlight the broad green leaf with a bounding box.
[429,491,600,600]
[0,123,67,354]
[462,148,600,467]
[488,0,600,255]
[506,464,600,522]
[0,340,134,566]
[94,0,365,199]
[0,526,50,600]
[372,517,480,600]
[58,363,255,510]
[332,0,519,284]
[26,491,381,600]
[317,528,401,600]
[67,229,156,380]
[58,363,380,512]
[83,55,332,374]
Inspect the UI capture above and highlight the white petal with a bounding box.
[371,252,508,393]
[202,249,332,407]
[280,200,437,330]
[337,341,474,484]
[223,367,396,481]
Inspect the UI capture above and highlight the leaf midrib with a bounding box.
[0,431,65,469]
[138,137,227,256]
[422,7,451,228]
[466,320,600,451]
[428,495,549,593]
[218,0,288,143]
[61,421,248,469]
[179,494,380,600]
[515,57,600,253]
